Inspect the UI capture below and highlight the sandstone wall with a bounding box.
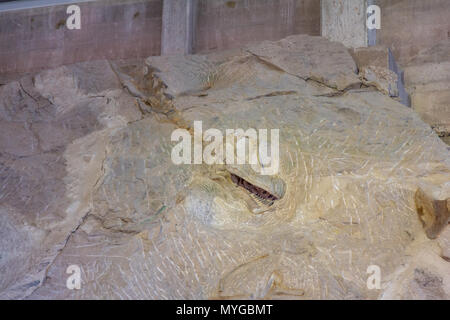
[403,40,450,144]
[375,0,450,65]
[0,0,320,81]
[195,0,320,53]
[0,0,163,82]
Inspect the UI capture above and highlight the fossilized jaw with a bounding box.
[179,162,290,231]
[230,173,279,206]
[96,41,450,299]
[226,165,286,205]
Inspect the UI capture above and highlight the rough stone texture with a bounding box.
[375,0,450,65]
[350,46,398,97]
[415,185,450,239]
[404,41,450,86]
[246,35,361,91]
[403,40,450,143]
[0,35,449,300]
[351,46,391,70]
[381,235,450,299]
[0,0,163,82]
[0,60,142,299]
[195,0,320,53]
[0,0,321,81]
[359,65,398,97]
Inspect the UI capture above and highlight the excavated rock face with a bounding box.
[0,35,449,299]
[403,40,450,144]
[0,60,142,299]
[350,46,399,98]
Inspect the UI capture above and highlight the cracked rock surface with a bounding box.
[0,35,449,299]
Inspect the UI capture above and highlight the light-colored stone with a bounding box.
[0,35,449,300]
[375,0,450,65]
[0,60,142,299]
[415,184,450,239]
[410,89,450,137]
[350,46,400,97]
[246,34,361,91]
[351,46,390,70]
[404,40,450,142]
[359,65,398,97]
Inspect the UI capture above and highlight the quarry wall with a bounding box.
[0,0,320,80]
[194,0,320,53]
[1,0,449,80]
[0,0,163,80]
[375,0,450,65]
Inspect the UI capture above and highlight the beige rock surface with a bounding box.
[350,46,391,70]
[403,40,450,142]
[415,184,450,239]
[350,46,398,98]
[0,35,449,300]
[359,66,398,97]
[246,35,361,91]
[0,60,142,299]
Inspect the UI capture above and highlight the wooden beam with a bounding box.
[161,0,197,55]
[321,0,368,48]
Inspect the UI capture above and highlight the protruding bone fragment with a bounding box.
[415,187,450,239]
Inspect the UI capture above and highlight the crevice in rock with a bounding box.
[108,61,190,131]
[23,141,111,299]
[24,209,92,299]
[230,173,279,206]
[18,81,37,103]
[245,90,297,101]
[247,51,355,93]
